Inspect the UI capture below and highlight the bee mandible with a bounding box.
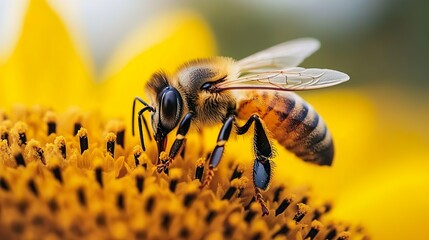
[132,38,349,215]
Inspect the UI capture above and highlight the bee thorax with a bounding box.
[192,91,236,127]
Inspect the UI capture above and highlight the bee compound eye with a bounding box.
[159,87,182,132]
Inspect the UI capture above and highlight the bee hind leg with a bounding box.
[201,115,236,189]
[237,114,273,215]
[157,112,194,173]
[253,159,271,216]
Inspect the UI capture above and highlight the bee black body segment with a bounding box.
[236,114,273,214]
[217,115,235,142]
[156,112,194,173]
[176,112,194,136]
[167,112,194,159]
[132,97,154,151]
[253,159,271,190]
[208,115,235,169]
[209,145,225,169]
[201,114,236,189]
[137,106,154,151]
[236,114,274,189]
[236,114,273,160]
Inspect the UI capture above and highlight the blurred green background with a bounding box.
[192,0,428,91]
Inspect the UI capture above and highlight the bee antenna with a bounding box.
[132,97,154,151]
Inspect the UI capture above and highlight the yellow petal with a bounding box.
[0,0,94,110]
[97,10,216,118]
[330,164,429,240]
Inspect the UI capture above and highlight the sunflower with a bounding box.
[1,1,428,240]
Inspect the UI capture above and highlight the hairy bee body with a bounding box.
[134,38,349,214]
[145,55,337,165]
[172,57,237,129]
[171,57,333,165]
[237,91,333,165]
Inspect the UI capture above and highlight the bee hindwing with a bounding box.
[237,38,321,72]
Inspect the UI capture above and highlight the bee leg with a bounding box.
[157,112,194,173]
[253,159,271,216]
[201,115,235,189]
[255,186,269,216]
[132,97,154,151]
[137,107,153,151]
[236,114,273,215]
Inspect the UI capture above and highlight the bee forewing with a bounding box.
[217,68,350,91]
[299,68,350,89]
[237,38,320,73]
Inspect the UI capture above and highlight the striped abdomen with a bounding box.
[236,91,333,166]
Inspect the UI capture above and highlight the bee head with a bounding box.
[146,72,184,156]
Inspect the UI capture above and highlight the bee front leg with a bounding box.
[201,115,235,189]
[157,112,194,173]
[237,114,273,215]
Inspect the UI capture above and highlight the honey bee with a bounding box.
[132,38,349,215]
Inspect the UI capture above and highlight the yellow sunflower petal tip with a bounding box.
[97,10,216,118]
[1,0,93,109]
[24,139,45,165]
[103,10,216,79]
[337,231,351,240]
[169,168,183,179]
[53,136,66,159]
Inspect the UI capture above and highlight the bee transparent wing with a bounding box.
[215,67,349,91]
[237,38,320,73]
